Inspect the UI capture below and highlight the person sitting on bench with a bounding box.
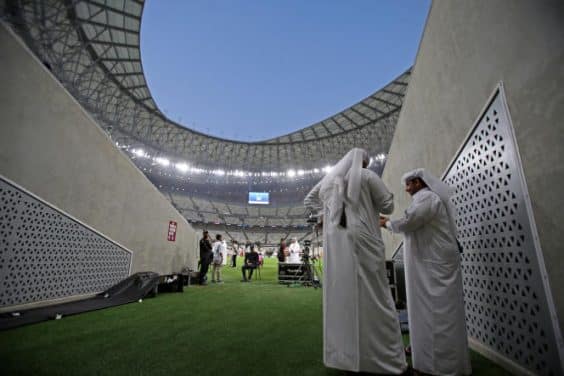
[241,245,259,282]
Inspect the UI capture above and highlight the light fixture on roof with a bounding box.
[134,148,343,180]
[175,163,189,173]
[132,148,147,158]
[155,157,170,167]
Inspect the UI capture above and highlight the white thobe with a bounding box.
[287,243,301,263]
[222,241,228,265]
[305,169,407,374]
[388,188,471,375]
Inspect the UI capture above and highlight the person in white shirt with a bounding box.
[287,238,301,263]
[304,148,407,374]
[380,168,471,376]
[211,234,226,283]
[221,239,228,266]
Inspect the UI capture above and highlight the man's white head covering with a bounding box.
[402,168,458,236]
[318,148,369,225]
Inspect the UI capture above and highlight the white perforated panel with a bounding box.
[442,87,562,375]
[0,177,131,307]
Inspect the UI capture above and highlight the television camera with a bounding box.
[306,212,319,224]
[302,240,312,261]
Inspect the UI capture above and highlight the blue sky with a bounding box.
[141,0,430,142]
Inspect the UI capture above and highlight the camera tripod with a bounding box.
[288,226,323,289]
[298,253,321,288]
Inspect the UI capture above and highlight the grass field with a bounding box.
[0,257,511,375]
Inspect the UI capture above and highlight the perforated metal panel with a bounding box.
[442,87,563,375]
[0,176,132,308]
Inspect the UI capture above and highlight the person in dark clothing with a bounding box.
[241,245,259,282]
[231,241,237,267]
[199,230,213,285]
[277,238,287,263]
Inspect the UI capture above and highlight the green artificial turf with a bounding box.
[0,257,511,375]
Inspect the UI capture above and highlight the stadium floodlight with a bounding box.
[132,148,147,158]
[175,163,189,173]
[138,154,348,180]
[155,157,170,167]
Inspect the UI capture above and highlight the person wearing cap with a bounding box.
[305,148,407,374]
[380,168,471,376]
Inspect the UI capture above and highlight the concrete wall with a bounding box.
[0,23,198,276]
[382,0,564,339]
[383,0,564,344]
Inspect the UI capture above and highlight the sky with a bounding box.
[140,0,431,142]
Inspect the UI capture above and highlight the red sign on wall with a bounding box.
[167,221,177,242]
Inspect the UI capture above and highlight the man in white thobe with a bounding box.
[287,238,301,263]
[305,148,407,374]
[380,168,471,376]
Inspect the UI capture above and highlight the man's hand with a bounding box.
[379,216,388,228]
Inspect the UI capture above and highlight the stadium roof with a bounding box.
[3,0,413,242]
[5,0,410,172]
